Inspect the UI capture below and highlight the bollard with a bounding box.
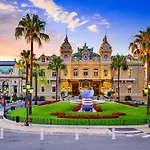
[0,128,4,140]
[40,129,44,141]
[75,131,79,140]
[112,128,116,140]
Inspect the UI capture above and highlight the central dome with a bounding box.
[99,35,112,54]
[60,35,72,52]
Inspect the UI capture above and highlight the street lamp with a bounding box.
[23,83,33,126]
[143,82,150,116]
[2,86,9,114]
[143,82,150,96]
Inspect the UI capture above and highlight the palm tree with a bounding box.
[16,50,30,84]
[33,62,46,105]
[15,14,50,114]
[48,56,66,100]
[110,54,128,102]
[15,13,50,87]
[129,27,150,114]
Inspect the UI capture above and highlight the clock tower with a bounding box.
[99,35,112,61]
[60,35,73,61]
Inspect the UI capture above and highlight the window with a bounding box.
[116,88,118,93]
[14,86,17,93]
[73,69,78,76]
[104,69,108,76]
[64,70,67,76]
[128,69,131,78]
[128,85,132,93]
[94,69,98,76]
[52,70,56,77]
[41,86,45,92]
[42,56,45,62]
[128,88,132,93]
[84,68,88,76]
[52,87,56,92]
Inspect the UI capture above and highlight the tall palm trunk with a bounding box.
[118,68,120,102]
[26,63,29,85]
[146,53,150,115]
[34,74,38,105]
[56,68,58,100]
[29,41,33,115]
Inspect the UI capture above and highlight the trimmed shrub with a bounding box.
[72,104,82,111]
[93,104,103,112]
[112,112,126,116]
[12,93,18,102]
[38,100,60,106]
[115,101,138,107]
[51,112,120,119]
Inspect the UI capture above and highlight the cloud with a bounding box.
[21,3,32,8]
[93,13,102,19]
[87,25,99,32]
[100,19,110,25]
[13,1,18,5]
[0,2,16,12]
[29,0,88,31]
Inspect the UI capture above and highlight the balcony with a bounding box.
[113,77,135,81]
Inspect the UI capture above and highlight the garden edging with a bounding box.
[3,116,147,129]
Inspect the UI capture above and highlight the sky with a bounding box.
[0,0,150,60]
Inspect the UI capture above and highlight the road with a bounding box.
[0,130,150,150]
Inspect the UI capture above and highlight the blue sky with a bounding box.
[0,0,150,60]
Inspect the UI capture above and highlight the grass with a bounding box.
[7,102,149,125]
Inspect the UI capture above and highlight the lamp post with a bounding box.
[143,82,150,126]
[23,83,33,126]
[2,86,9,115]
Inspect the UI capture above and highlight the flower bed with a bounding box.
[50,111,126,119]
[115,101,138,107]
[72,104,103,112]
[112,112,126,116]
[72,104,82,111]
[93,104,103,112]
[38,100,60,106]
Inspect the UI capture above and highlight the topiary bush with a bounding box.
[12,93,18,102]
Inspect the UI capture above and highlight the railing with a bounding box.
[4,113,150,126]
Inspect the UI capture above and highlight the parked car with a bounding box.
[39,96,45,101]
[132,100,145,105]
[124,95,132,101]
[32,96,39,101]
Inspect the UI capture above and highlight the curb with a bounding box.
[3,117,148,129]
[1,118,150,136]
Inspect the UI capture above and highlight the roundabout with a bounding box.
[5,100,149,126]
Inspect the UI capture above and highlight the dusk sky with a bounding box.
[0,0,150,60]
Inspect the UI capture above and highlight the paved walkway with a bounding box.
[0,116,150,135]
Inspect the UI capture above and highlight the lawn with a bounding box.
[7,102,148,125]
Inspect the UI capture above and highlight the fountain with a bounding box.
[80,87,94,112]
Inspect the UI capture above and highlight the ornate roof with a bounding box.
[60,35,72,52]
[90,53,100,58]
[78,43,93,53]
[72,52,82,58]
[99,35,112,53]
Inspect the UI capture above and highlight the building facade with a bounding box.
[0,61,25,98]
[59,35,144,100]
[33,35,144,100]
